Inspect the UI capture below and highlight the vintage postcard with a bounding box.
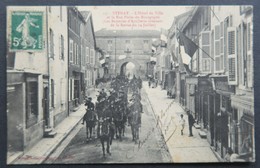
[6,5,254,164]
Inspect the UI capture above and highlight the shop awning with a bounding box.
[231,94,254,115]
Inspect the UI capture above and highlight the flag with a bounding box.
[180,46,191,65]
[160,34,167,42]
[179,31,198,58]
[170,44,178,63]
[150,56,157,62]
[99,55,105,65]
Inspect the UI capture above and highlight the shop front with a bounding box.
[69,66,83,112]
[180,72,187,106]
[196,77,214,140]
[211,76,235,158]
[7,70,44,153]
[185,76,197,118]
[230,93,255,161]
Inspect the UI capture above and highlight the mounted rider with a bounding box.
[82,97,97,140]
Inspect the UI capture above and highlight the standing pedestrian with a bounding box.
[187,111,195,137]
[179,114,185,135]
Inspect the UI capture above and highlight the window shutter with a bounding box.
[199,31,211,73]
[247,21,253,88]
[86,47,89,63]
[227,27,238,85]
[69,39,73,62]
[214,25,223,72]
[59,35,61,59]
[60,79,65,104]
[71,79,74,100]
[54,80,57,107]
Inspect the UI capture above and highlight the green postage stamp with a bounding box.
[11,11,43,51]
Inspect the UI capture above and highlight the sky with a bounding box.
[78,6,190,32]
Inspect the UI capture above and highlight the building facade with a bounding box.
[165,6,254,161]
[68,7,86,111]
[6,6,69,154]
[95,29,160,79]
[80,11,97,96]
[47,6,69,129]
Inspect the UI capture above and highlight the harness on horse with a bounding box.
[85,109,95,122]
[99,120,110,136]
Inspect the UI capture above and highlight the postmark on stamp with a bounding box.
[10,11,43,51]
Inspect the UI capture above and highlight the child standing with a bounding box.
[179,114,185,135]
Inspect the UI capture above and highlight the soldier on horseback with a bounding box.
[82,97,97,141]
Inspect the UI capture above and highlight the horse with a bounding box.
[128,110,141,143]
[82,109,97,140]
[113,103,126,141]
[128,101,142,143]
[98,118,114,157]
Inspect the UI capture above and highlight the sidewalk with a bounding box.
[9,89,98,164]
[142,82,219,163]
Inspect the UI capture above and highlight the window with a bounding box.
[202,59,210,72]
[76,44,79,64]
[82,45,85,65]
[240,114,254,158]
[26,81,38,128]
[60,35,64,60]
[49,29,54,58]
[60,78,65,104]
[107,40,113,51]
[60,6,62,22]
[69,39,73,62]
[69,79,73,100]
[48,6,51,13]
[125,40,131,51]
[238,23,243,86]
[90,49,95,64]
[247,22,252,51]
[227,27,238,85]
[86,47,90,63]
[214,25,223,72]
[247,21,253,88]
[200,31,211,73]
[73,43,78,64]
[50,79,55,107]
[211,30,214,72]
[143,40,149,52]
[74,80,79,100]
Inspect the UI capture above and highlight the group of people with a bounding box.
[148,77,158,88]
[179,111,196,137]
[179,111,246,162]
[82,74,143,142]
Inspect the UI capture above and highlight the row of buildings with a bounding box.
[150,6,254,161]
[6,6,105,154]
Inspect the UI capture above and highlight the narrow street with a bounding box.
[142,82,219,162]
[6,6,255,165]
[45,87,172,163]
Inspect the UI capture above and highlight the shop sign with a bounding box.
[212,77,235,93]
[198,78,212,92]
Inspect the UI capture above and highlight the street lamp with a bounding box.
[113,30,117,76]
